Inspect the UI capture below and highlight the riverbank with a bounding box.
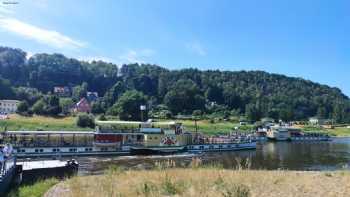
[1,114,349,136]
[0,115,88,131]
[45,169,350,197]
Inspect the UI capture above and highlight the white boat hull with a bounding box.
[187,142,256,152]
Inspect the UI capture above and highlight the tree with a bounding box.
[103,81,126,107]
[223,85,243,110]
[60,98,74,115]
[245,103,262,122]
[91,101,106,114]
[205,85,224,104]
[164,79,205,114]
[332,101,346,123]
[27,53,84,92]
[15,87,42,105]
[1,46,350,123]
[72,82,88,101]
[0,47,27,85]
[76,113,95,128]
[32,99,46,115]
[109,90,147,121]
[17,101,29,114]
[46,95,61,115]
[0,77,15,99]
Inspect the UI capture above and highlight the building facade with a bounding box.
[72,98,91,113]
[0,100,20,114]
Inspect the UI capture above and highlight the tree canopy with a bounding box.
[0,46,349,122]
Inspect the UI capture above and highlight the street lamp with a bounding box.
[140,105,146,122]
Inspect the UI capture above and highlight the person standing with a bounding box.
[0,150,4,175]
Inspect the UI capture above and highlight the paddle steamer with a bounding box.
[0,120,256,157]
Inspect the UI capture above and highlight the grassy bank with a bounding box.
[6,178,59,197]
[171,119,253,135]
[1,114,349,136]
[326,127,350,137]
[0,115,89,131]
[45,168,350,197]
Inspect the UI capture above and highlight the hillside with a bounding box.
[0,46,349,122]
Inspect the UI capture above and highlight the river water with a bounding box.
[74,137,350,175]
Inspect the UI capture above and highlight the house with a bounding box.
[86,92,99,103]
[309,117,332,126]
[54,86,71,97]
[72,98,91,113]
[0,100,20,114]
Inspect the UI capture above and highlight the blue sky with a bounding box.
[0,0,349,96]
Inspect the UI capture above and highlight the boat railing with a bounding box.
[192,138,253,145]
[11,141,93,148]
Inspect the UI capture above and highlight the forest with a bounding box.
[0,46,349,123]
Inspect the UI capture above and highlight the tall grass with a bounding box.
[7,178,59,197]
[55,168,350,197]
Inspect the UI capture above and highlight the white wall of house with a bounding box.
[0,100,20,114]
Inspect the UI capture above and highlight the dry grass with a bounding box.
[46,169,350,197]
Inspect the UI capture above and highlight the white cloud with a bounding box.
[186,42,207,56]
[118,49,155,64]
[0,17,86,49]
[0,5,14,15]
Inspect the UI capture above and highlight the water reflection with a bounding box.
[75,137,350,175]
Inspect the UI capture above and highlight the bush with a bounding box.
[192,110,202,117]
[76,113,95,128]
[98,114,107,121]
[17,101,29,114]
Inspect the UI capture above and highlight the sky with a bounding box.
[0,0,349,96]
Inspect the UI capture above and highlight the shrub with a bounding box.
[98,114,107,121]
[76,113,95,128]
[17,101,29,114]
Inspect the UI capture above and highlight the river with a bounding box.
[74,137,350,175]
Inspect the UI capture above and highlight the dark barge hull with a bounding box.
[130,147,185,155]
[20,161,78,184]
[0,167,16,196]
